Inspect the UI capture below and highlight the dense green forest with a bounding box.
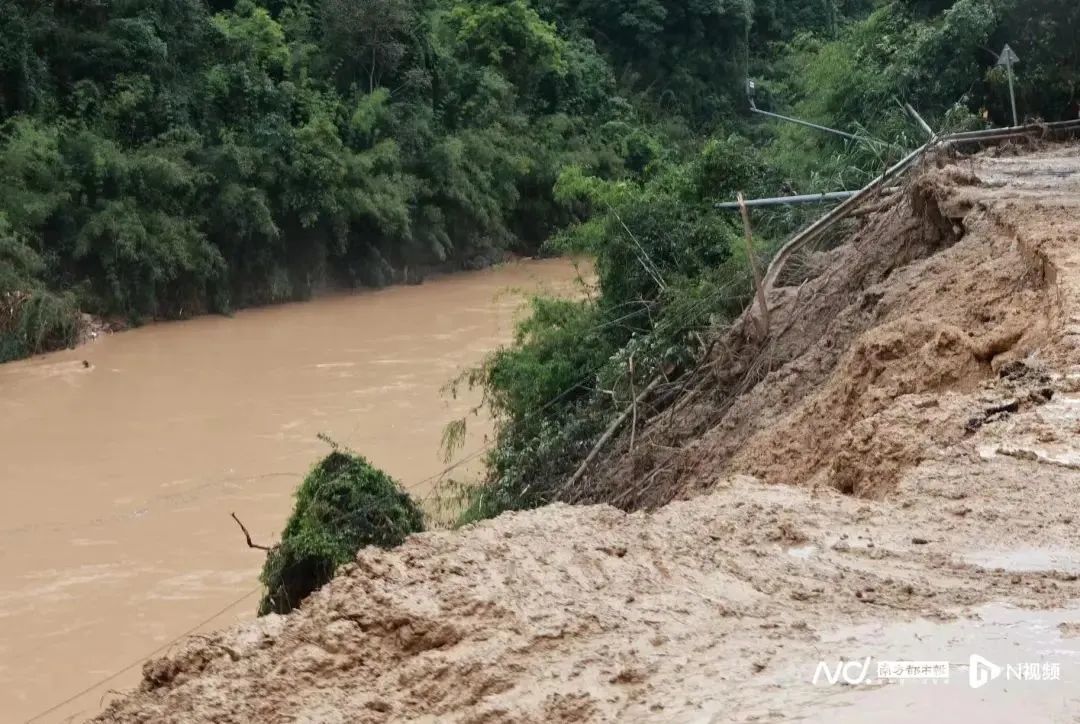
[0,0,1075,364]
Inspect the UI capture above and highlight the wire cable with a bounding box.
[24,587,260,723]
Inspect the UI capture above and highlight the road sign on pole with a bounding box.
[997,44,1020,126]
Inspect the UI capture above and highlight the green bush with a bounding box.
[446,134,773,522]
[0,219,81,361]
[0,290,81,363]
[258,451,424,615]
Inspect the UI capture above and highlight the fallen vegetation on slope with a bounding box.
[573,139,1077,509]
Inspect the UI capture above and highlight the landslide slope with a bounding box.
[98,143,1080,723]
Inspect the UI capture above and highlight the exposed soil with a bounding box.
[577,142,1078,509]
[96,143,1080,722]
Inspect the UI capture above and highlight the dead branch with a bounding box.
[563,375,663,494]
[851,199,894,218]
[737,192,770,337]
[230,512,276,552]
[190,634,242,661]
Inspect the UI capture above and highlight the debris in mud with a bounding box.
[996,446,1080,470]
[984,398,1021,416]
[965,397,1021,433]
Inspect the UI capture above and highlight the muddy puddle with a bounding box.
[963,548,1080,575]
[0,258,585,722]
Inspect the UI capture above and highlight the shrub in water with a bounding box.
[258,451,424,615]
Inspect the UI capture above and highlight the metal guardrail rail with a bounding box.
[943,117,1080,140]
[715,187,902,210]
[715,190,865,210]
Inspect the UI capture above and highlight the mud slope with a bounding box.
[98,144,1080,723]
[578,142,1080,509]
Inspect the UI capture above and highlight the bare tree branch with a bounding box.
[230,513,276,552]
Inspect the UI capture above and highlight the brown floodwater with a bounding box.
[0,258,585,723]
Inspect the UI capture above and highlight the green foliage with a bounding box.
[0,0,663,359]
[482,297,614,424]
[0,288,80,363]
[259,450,424,615]
[448,0,567,85]
[0,214,81,361]
[534,0,754,121]
[458,135,773,519]
[213,1,290,72]
[16,0,1040,364]
[760,0,1080,188]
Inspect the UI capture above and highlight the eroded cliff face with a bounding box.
[98,144,1080,723]
[579,144,1077,510]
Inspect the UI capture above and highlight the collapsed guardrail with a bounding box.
[742,118,1080,320]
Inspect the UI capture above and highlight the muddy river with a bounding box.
[0,258,584,722]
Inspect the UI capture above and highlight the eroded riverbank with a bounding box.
[92,144,1080,724]
[0,258,585,723]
